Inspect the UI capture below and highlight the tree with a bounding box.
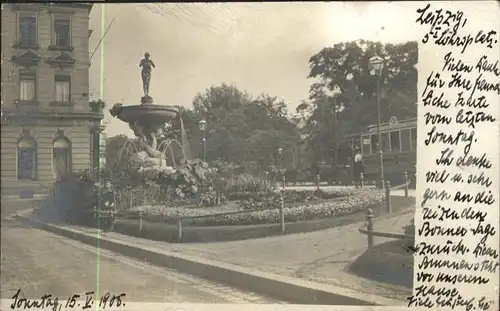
[303,40,418,167]
[192,83,253,125]
[189,84,301,171]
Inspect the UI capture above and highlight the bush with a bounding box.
[283,188,355,201]
[402,218,416,249]
[235,188,358,210]
[109,158,213,206]
[403,218,415,237]
[38,170,105,225]
[198,187,228,207]
[225,173,274,194]
[226,188,355,203]
[125,188,385,226]
[238,196,276,210]
[226,191,271,201]
[114,182,162,210]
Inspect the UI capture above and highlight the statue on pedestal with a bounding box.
[140,52,155,104]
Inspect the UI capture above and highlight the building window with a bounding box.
[361,135,371,155]
[371,135,379,153]
[53,135,72,180]
[390,131,401,153]
[381,132,390,153]
[17,132,37,180]
[411,128,417,151]
[401,129,411,152]
[54,74,71,103]
[18,13,37,47]
[52,15,71,47]
[19,70,37,101]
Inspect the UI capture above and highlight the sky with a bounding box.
[88,2,426,137]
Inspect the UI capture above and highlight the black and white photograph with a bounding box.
[1,2,498,310]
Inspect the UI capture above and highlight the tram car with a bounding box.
[342,116,417,187]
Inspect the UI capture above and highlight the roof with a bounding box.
[47,2,94,11]
[344,116,417,138]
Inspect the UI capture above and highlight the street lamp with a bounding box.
[321,83,342,181]
[368,54,385,189]
[198,119,207,162]
[329,85,342,166]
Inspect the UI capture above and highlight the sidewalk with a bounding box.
[168,210,414,301]
[27,207,414,302]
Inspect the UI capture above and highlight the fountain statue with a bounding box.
[139,52,155,104]
[109,53,192,173]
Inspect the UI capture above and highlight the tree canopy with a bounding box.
[299,40,418,165]
[190,84,301,171]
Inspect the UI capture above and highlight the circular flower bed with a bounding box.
[227,188,356,202]
[237,188,358,210]
[124,188,384,226]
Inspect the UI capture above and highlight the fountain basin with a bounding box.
[113,104,180,125]
[109,101,192,168]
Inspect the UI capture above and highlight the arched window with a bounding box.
[53,131,72,180]
[17,130,37,180]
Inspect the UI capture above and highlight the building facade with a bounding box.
[1,3,102,199]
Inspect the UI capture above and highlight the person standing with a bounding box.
[353,149,363,187]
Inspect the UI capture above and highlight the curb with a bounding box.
[16,214,404,306]
[371,205,414,221]
[113,202,415,244]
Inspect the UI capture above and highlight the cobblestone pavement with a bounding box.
[0,218,282,304]
[45,210,415,302]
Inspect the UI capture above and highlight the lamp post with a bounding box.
[321,83,342,185]
[277,147,285,188]
[369,54,385,189]
[198,119,207,162]
[324,85,342,166]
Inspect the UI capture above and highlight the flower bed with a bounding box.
[227,188,356,202]
[124,188,384,226]
[226,191,271,201]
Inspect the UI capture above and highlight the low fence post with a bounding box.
[282,173,286,189]
[366,208,374,248]
[316,174,320,190]
[177,218,183,242]
[385,181,392,213]
[404,172,409,198]
[360,173,364,188]
[138,210,143,233]
[279,189,285,233]
[161,211,165,227]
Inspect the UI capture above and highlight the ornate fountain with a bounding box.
[109,52,191,172]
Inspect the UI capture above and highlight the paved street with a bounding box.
[0,215,280,303]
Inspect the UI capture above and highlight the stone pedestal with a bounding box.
[141,96,154,105]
